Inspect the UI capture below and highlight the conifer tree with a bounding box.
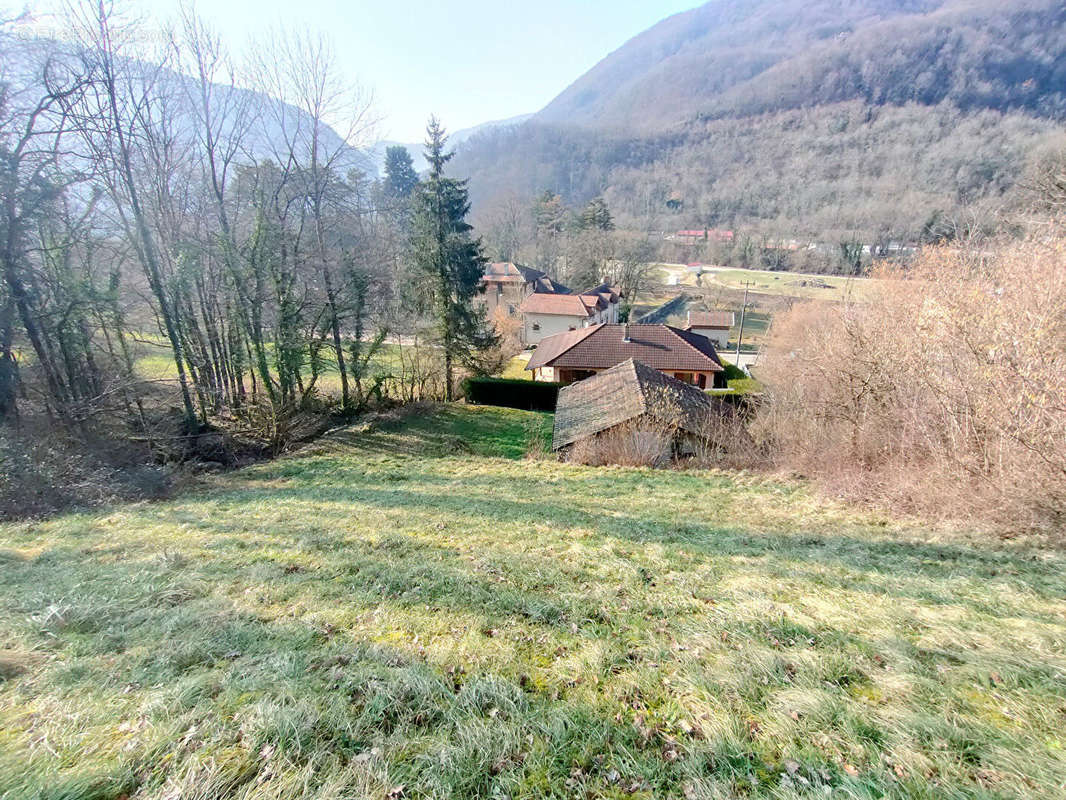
[411,117,495,400]
[580,196,614,231]
[383,146,420,199]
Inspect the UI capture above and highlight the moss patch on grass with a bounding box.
[1,405,1064,799]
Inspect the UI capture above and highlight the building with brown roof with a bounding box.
[526,323,725,388]
[479,262,570,319]
[552,359,725,455]
[518,282,622,345]
[685,310,735,349]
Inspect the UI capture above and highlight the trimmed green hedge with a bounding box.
[721,361,747,382]
[462,376,564,412]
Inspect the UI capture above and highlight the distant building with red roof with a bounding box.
[671,229,734,245]
[479,262,570,320]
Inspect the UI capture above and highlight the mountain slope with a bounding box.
[368,113,533,175]
[536,0,1066,130]
[453,0,1066,244]
[1,32,372,175]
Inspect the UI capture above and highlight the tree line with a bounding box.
[0,3,493,444]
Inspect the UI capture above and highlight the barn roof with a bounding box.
[527,324,724,372]
[552,359,720,449]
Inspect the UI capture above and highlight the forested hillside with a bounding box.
[453,0,1066,243]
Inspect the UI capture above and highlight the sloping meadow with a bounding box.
[1,406,1064,799]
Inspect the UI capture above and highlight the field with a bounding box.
[653,265,876,303]
[1,406,1064,799]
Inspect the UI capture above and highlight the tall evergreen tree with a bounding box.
[383,146,419,199]
[411,117,495,401]
[580,196,615,231]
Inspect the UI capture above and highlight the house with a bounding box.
[552,358,724,454]
[685,310,735,349]
[518,282,623,345]
[479,262,569,317]
[581,282,623,323]
[526,323,726,388]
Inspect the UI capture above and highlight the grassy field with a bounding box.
[708,269,873,302]
[654,265,875,303]
[1,405,1064,799]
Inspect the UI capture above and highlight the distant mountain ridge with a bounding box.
[1,31,373,176]
[535,0,1066,129]
[451,0,1066,243]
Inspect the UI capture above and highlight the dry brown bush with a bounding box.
[690,407,768,470]
[568,422,673,468]
[757,232,1066,532]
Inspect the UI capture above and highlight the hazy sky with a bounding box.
[19,0,699,142]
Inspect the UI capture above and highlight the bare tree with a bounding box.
[250,27,376,411]
[62,0,199,429]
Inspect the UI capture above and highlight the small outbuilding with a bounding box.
[685,310,735,350]
[552,359,726,456]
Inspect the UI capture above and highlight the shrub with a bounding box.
[461,377,564,412]
[757,232,1066,532]
[720,361,747,382]
[0,427,171,520]
[568,422,672,468]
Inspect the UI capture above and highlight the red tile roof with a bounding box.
[519,293,598,317]
[687,310,735,330]
[527,324,723,372]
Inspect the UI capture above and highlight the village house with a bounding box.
[518,282,622,345]
[552,358,725,456]
[685,309,735,349]
[478,262,569,317]
[526,323,726,388]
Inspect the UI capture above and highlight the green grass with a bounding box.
[2,405,1065,799]
[501,353,533,380]
[708,268,874,302]
[132,339,436,400]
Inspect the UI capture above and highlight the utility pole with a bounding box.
[735,281,755,362]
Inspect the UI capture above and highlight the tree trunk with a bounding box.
[0,297,17,422]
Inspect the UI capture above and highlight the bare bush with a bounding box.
[758,232,1066,532]
[568,422,673,468]
[0,425,170,520]
[690,407,768,470]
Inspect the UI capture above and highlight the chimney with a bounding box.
[622,323,631,343]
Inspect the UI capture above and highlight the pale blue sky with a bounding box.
[19,0,699,142]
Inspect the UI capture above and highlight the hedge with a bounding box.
[721,361,747,381]
[462,376,564,412]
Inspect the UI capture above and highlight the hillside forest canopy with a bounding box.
[454,0,1066,266]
